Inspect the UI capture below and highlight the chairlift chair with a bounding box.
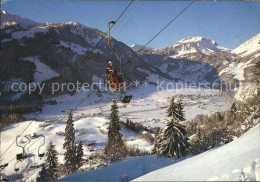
[38,135,45,159]
[16,135,29,161]
[14,162,19,172]
[107,20,133,104]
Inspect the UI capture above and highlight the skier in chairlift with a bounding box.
[105,61,123,90]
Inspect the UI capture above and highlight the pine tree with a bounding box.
[152,128,163,154]
[191,127,207,154]
[45,141,59,181]
[176,98,185,122]
[36,163,49,182]
[63,110,76,174]
[230,102,237,113]
[75,141,84,170]
[166,96,178,118]
[166,97,185,122]
[159,119,189,158]
[104,99,125,159]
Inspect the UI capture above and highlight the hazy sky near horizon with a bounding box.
[2,1,260,49]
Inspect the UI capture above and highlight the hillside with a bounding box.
[0,10,40,28]
[135,124,260,181]
[231,33,260,102]
[0,12,171,104]
[232,33,260,57]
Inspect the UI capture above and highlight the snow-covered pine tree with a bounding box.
[104,99,125,159]
[191,127,207,154]
[159,119,189,158]
[166,96,185,122]
[176,98,185,122]
[152,128,163,154]
[45,141,59,181]
[166,96,178,118]
[36,163,49,182]
[63,110,76,174]
[75,141,84,170]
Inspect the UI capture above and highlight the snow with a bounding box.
[126,139,152,151]
[61,155,179,181]
[23,56,59,84]
[0,81,233,181]
[64,21,104,47]
[135,124,260,181]
[169,36,230,57]
[92,75,103,83]
[59,41,88,56]
[232,33,260,57]
[1,38,12,43]
[12,26,48,40]
[235,82,259,102]
[131,44,152,50]
[59,41,103,55]
[219,61,255,81]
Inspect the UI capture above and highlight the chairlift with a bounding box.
[16,135,29,161]
[0,163,8,169]
[106,20,133,104]
[38,135,45,159]
[14,162,19,172]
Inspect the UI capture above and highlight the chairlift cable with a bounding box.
[84,0,134,61]
[124,0,195,65]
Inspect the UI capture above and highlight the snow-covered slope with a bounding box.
[24,56,59,84]
[60,156,178,181]
[229,33,260,102]
[232,33,260,57]
[131,44,152,50]
[135,124,260,181]
[1,10,40,28]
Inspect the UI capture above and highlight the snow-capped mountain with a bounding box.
[232,33,260,57]
[166,36,230,58]
[1,10,40,28]
[136,36,230,59]
[137,36,235,84]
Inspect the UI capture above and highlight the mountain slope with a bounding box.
[0,12,171,103]
[1,10,40,28]
[231,33,260,102]
[166,36,230,58]
[232,33,260,57]
[135,124,260,181]
[138,38,235,84]
[137,36,230,59]
[131,44,152,51]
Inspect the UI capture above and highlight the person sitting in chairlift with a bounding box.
[105,61,122,90]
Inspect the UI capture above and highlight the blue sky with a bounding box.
[2,1,260,49]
